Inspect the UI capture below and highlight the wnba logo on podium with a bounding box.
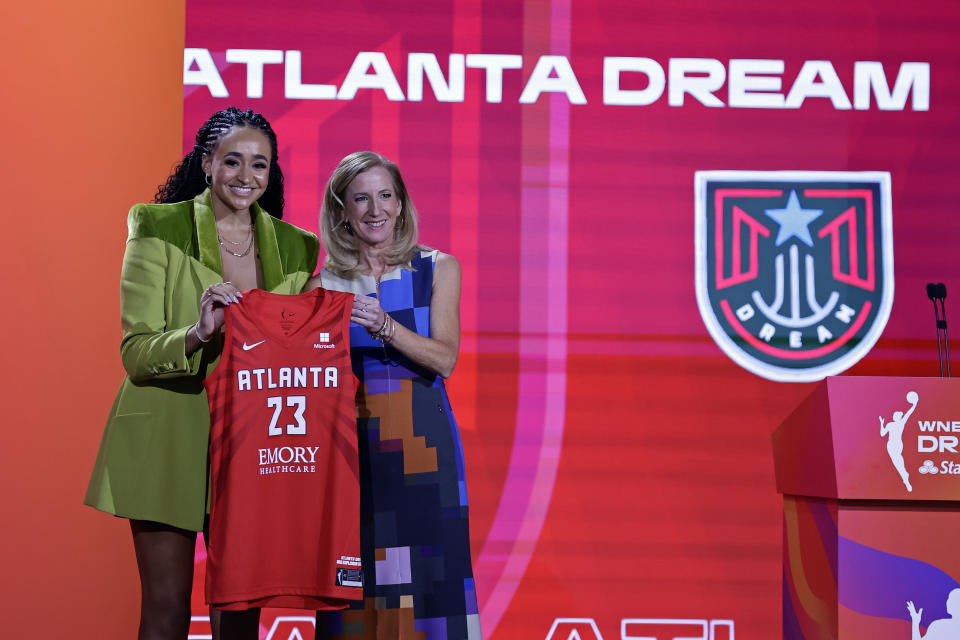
[695,171,894,382]
[880,390,919,492]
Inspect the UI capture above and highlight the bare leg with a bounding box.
[130,519,196,640]
[201,522,261,640]
[212,608,261,640]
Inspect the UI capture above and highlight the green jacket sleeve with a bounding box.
[119,211,206,383]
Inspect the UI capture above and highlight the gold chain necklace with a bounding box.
[218,226,255,258]
[219,223,253,246]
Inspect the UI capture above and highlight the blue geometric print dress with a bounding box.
[315,250,481,640]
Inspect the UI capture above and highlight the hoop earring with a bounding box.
[205,174,212,186]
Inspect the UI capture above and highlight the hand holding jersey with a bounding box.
[191,282,244,347]
[351,293,383,331]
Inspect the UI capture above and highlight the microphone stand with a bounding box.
[927,282,950,378]
[938,283,951,377]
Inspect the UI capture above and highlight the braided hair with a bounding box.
[154,107,285,218]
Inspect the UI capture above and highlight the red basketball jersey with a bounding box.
[204,288,361,611]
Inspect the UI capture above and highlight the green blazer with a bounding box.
[84,189,319,531]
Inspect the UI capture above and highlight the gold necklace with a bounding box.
[219,223,253,246]
[218,226,255,258]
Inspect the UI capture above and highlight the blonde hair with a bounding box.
[320,151,425,278]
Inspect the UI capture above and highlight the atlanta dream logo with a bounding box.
[695,171,893,382]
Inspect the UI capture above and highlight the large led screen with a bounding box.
[181,1,960,638]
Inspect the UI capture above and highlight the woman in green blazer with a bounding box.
[85,107,318,640]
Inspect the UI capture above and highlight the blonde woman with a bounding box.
[306,152,480,639]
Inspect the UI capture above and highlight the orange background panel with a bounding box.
[0,1,184,636]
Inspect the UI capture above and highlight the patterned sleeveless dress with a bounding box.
[315,250,481,640]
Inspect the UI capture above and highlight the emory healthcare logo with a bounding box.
[695,171,893,382]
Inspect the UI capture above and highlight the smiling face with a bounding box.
[201,126,271,217]
[342,166,402,250]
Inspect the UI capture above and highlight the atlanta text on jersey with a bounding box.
[185,48,929,110]
[237,366,339,391]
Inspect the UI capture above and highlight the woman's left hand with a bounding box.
[352,294,386,333]
[344,252,460,377]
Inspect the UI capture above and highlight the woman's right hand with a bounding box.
[196,282,242,341]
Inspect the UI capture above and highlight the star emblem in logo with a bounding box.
[764,190,824,247]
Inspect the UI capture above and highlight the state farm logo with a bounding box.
[695,171,893,382]
[314,331,336,349]
[879,390,960,491]
[919,460,939,474]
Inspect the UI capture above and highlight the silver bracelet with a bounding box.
[194,321,211,343]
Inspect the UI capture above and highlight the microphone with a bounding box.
[927,282,951,377]
[940,284,950,377]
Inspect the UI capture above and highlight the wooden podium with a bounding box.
[773,376,960,639]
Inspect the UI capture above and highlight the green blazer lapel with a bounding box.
[254,203,284,290]
[193,189,223,276]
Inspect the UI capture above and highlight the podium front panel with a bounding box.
[826,377,960,500]
[783,496,960,639]
[774,377,960,501]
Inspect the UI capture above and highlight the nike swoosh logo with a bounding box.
[242,340,266,351]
